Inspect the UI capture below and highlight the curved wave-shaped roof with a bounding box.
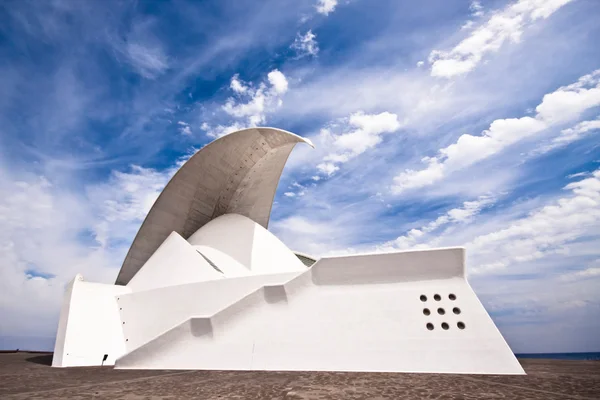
[116,127,313,285]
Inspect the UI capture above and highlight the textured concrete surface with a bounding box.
[1,352,599,399]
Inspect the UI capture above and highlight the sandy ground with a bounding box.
[0,352,599,399]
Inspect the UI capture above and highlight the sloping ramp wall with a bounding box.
[117,271,302,353]
[115,248,524,374]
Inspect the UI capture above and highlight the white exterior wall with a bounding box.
[52,276,131,367]
[114,248,524,374]
[194,245,252,278]
[188,213,306,275]
[52,274,79,367]
[127,231,223,292]
[117,272,301,353]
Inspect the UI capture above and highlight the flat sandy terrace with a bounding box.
[0,352,599,399]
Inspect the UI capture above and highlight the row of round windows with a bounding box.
[427,322,465,330]
[423,307,460,316]
[420,294,456,302]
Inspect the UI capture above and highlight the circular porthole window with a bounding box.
[420,295,427,302]
[426,323,434,330]
[423,308,431,316]
[441,322,449,330]
[453,307,461,315]
[449,294,456,300]
[437,308,445,315]
[457,322,465,329]
[434,294,441,301]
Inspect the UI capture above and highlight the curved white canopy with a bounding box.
[116,127,313,285]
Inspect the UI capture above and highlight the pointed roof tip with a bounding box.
[257,126,315,148]
[303,136,315,148]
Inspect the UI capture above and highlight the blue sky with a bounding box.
[1,0,599,353]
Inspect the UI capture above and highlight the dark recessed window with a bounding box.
[441,322,449,330]
[457,322,465,330]
[449,294,456,300]
[434,294,441,301]
[423,308,431,316]
[453,307,461,315]
[426,323,434,331]
[420,295,427,302]
[437,308,445,315]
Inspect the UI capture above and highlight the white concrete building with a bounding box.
[52,127,524,374]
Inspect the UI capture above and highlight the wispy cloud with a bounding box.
[380,195,495,250]
[291,30,319,58]
[560,265,600,282]
[177,121,192,135]
[470,1,484,18]
[393,69,600,194]
[535,117,600,153]
[429,0,575,78]
[201,69,289,138]
[125,42,169,79]
[467,169,600,274]
[315,111,401,177]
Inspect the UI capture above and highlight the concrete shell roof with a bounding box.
[115,127,313,285]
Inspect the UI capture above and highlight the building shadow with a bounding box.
[25,354,53,366]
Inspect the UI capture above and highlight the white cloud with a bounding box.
[470,1,484,17]
[315,111,401,177]
[536,71,600,123]
[267,69,289,94]
[533,117,600,154]
[460,1,485,31]
[291,30,319,58]
[461,20,476,31]
[283,182,307,198]
[429,0,575,78]
[202,70,289,138]
[567,171,590,179]
[556,118,600,144]
[89,164,179,249]
[125,42,169,79]
[393,69,600,193]
[0,171,127,339]
[560,266,600,282]
[230,74,248,94]
[270,215,347,256]
[393,157,445,192]
[177,121,192,135]
[381,195,495,250]
[0,133,198,341]
[468,169,600,273]
[316,162,339,176]
[201,121,248,139]
[315,0,337,16]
